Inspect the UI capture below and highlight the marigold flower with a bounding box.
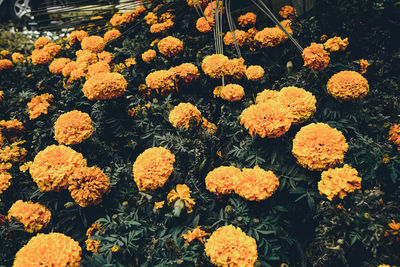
[224,30,248,46]
[172,63,200,84]
[277,86,317,124]
[86,222,104,237]
[204,1,225,18]
[27,93,53,120]
[142,49,157,62]
[254,27,286,48]
[49,58,71,74]
[150,20,174,33]
[76,49,98,65]
[327,71,369,100]
[70,67,86,81]
[255,89,279,103]
[97,51,112,63]
[0,90,4,101]
[19,161,32,173]
[183,227,209,243]
[11,52,24,63]
[246,65,264,81]
[157,36,183,57]
[86,238,100,253]
[0,119,24,139]
[205,225,258,267]
[279,5,297,19]
[323,37,349,52]
[81,36,106,53]
[145,12,158,25]
[133,147,175,191]
[169,103,202,128]
[201,118,218,134]
[0,50,11,57]
[201,54,230,79]
[240,101,292,138]
[235,166,279,201]
[82,72,127,100]
[70,30,89,45]
[13,233,82,267]
[389,220,400,231]
[196,17,214,33]
[104,29,121,41]
[302,42,330,71]
[389,124,400,150]
[54,110,94,145]
[220,84,245,102]
[186,0,208,8]
[205,166,242,195]
[0,59,13,72]
[30,145,87,192]
[62,61,78,77]
[125,58,136,68]
[318,164,362,200]
[292,123,348,171]
[356,59,370,74]
[111,245,120,252]
[43,43,61,57]
[225,57,247,79]
[167,184,195,213]
[8,200,51,233]
[87,61,110,78]
[68,166,110,207]
[31,49,52,65]
[0,141,27,163]
[34,37,51,49]
[0,162,12,171]
[154,200,165,210]
[0,171,12,194]
[145,69,177,96]
[238,12,257,28]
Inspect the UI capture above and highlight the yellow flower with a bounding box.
[82,72,127,100]
[111,245,120,252]
[196,17,214,33]
[302,43,330,71]
[0,171,12,194]
[34,37,51,49]
[389,220,400,231]
[0,141,27,163]
[292,123,348,171]
[8,200,51,233]
[323,37,349,52]
[104,29,121,41]
[201,54,230,79]
[279,5,297,19]
[154,201,165,210]
[169,103,202,128]
[11,52,24,63]
[256,89,279,103]
[0,59,14,72]
[171,63,200,84]
[238,12,257,28]
[81,36,106,53]
[54,110,94,145]
[31,49,52,65]
[27,93,54,120]
[142,49,157,62]
[182,227,209,243]
[14,233,81,267]
[133,147,175,191]
[318,164,362,200]
[254,27,287,48]
[389,124,400,150]
[356,59,371,74]
[246,65,265,81]
[220,84,245,102]
[157,36,183,57]
[224,30,248,46]
[167,184,196,213]
[86,222,104,237]
[327,71,369,100]
[69,30,89,45]
[49,58,71,74]
[145,69,177,96]
[205,166,242,195]
[86,238,100,253]
[205,225,258,267]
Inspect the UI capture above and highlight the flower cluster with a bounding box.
[245,65,264,81]
[132,147,175,191]
[31,37,61,65]
[186,0,208,8]
[82,72,127,100]
[205,166,242,195]
[68,166,110,207]
[104,29,121,42]
[86,239,101,253]
[0,119,24,140]
[0,59,13,72]
[87,61,111,78]
[254,21,292,48]
[34,37,51,49]
[384,220,400,243]
[148,10,175,34]
[292,123,348,171]
[0,170,12,194]
[302,42,330,71]
[240,100,293,138]
[0,141,27,163]
[54,110,94,145]
[109,6,146,27]
[202,54,247,79]
[389,124,400,150]
[182,227,209,243]
[327,71,369,100]
[205,225,258,267]
[70,30,89,45]
[220,84,245,101]
[13,233,82,267]
[279,5,297,19]
[29,145,87,192]
[157,36,183,57]
[8,200,51,233]
[27,93,54,120]
[323,37,349,52]
[167,184,196,213]
[238,12,257,28]
[204,1,225,18]
[318,164,362,200]
[142,49,156,62]
[169,103,202,128]
[49,58,71,74]
[223,30,248,46]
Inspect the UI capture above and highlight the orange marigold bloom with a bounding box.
[224,30,248,46]
[220,84,245,102]
[356,59,370,74]
[158,36,183,57]
[133,147,175,191]
[171,63,200,84]
[240,101,292,138]
[225,57,247,79]
[327,70,369,100]
[8,200,51,233]
[54,110,94,145]
[201,118,218,134]
[246,65,264,81]
[292,123,348,171]
[254,27,286,48]
[97,51,112,63]
[13,233,82,267]
[76,49,98,65]
[145,69,177,95]
[279,5,297,19]
[49,58,71,74]
[81,36,106,53]
[145,12,158,25]
[104,29,121,42]
[19,161,32,173]
[235,166,279,201]
[125,58,136,68]
[318,164,361,200]
[169,103,202,128]
[0,141,27,163]
[186,0,208,8]
[0,59,13,72]
[30,145,87,192]
[389,124,400,150]
[82,72,127,100]
[389,220,400,231]
[196,17,214,33]
[0,50,11,57]
[167,184,196,213]
[87,61,110,78]
[150,20,174,33]
[0,119,24,139]
[0,91,4,102]
[278,86,317,124]
[205,166,242,195]
[34,37,51,50]
[0,171,12,194]
[256,89,279,103]
[43,43,61,57]
[62,61,78,77]
[238,12,257,28]
[182,227,209,243]
[204,1,225,18]
[68,166,110,207]
[142,49,156,62]
[11,52,24,63]
[324,37,349,52]
[205,225,258,267]
[154,200,165,210]
[27,93,53,120]
[302,42,330,71]
[202,54,230,79]
[86,238,100,253]
[70,30,89,45]
[0,162,12,171]
[86,222,104,237]
[31,49,52,65]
